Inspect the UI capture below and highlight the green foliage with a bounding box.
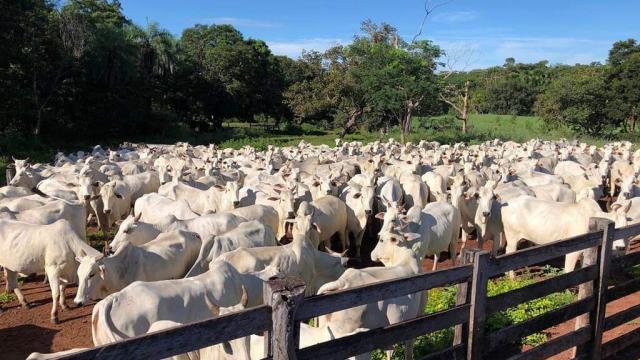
[372,270,576,359]
[0,292,16,304]
[535,65,616,136]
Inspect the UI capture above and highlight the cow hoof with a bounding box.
[51,317,59,324]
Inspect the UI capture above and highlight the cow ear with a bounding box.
[375,212,386,220]
[312,222,322,233]
[98,264,106,276]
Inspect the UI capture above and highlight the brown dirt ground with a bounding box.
[1,237,638,359]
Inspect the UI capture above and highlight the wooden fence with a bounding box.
[37,218,640,360]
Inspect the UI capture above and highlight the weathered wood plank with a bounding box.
[265,276,306,360]
[605,303,640,331]
[453,249,477,351]
[5,165,15,186]
[296,264,472,321]
[467,251,490,359]
[56,305,272,360]
[612,222,640,242]
[602,326,640,359]
[296,304,470,360]
[487,296,595,351]
[506,326,591,360]
[610,251,640,274]
[418,343,465,360]
[606,277,640,302]
[587,220,615,358]
[488,231,602,277]
[573,219,604,358]
[486,264,598,315]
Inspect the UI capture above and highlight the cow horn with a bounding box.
[134,212,142,222]
[204,294,220,316]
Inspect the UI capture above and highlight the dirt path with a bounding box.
[1,238,638,359]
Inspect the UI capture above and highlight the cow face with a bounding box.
[74,253,107,305]
[475,184,499,225]
[9,167,33,188]
[618,175,637,200]
[78,174,100,201]
[610,201,632,257]
[12,157,29,173]
[371,230,420,266]
[212,181,241,212]
[100,181,124,215]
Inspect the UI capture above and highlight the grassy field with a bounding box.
[0,113,633,184]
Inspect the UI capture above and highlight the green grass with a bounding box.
[0,292,16,304]
[371,269,577,359]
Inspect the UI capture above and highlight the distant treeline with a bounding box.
[1,0,639,147]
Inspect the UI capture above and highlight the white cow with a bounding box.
[109,212,246,252]
[0,219,101,323]
[296,196,348,251]
[501,196,618,276]
[91,260,267,345]
[0,199,86,240]
[74,230,201,304]
[403,201,462,270]
[133,193,198,223]
[317,223,424,360]
[186,220,277,277]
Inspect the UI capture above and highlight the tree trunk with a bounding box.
[401,102,415,144]
[340,108,363,138]
[461,81,470,134]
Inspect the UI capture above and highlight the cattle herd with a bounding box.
[2,137,639,359]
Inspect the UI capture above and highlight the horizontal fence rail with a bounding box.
[55,217,640,360]
[55,305,272,360]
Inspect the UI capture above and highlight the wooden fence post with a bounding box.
[454,248,479,353]
[5,164,15,186]
[466,250,491,360]
[574,218,615,359]
[264,275,306,360]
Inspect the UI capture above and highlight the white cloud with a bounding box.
[432,11,479,23]
[432,35,611,69]
[267,38,349,58]
[200,17,283,28]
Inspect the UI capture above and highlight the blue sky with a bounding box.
[120,0,640,69]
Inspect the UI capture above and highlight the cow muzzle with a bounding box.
[104,209,111,214]
[482,211,490,217]
[232,201,240,207]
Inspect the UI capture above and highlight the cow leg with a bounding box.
[338,227,348,253]
[45,266,60,323]
[5,268,29,308]
[564,251,581,273]
[59,283,68,311]
[505,239,519,279]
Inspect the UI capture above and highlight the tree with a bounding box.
[349,24,442,143]
[607,39,640,132]
[535,65,615,135]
